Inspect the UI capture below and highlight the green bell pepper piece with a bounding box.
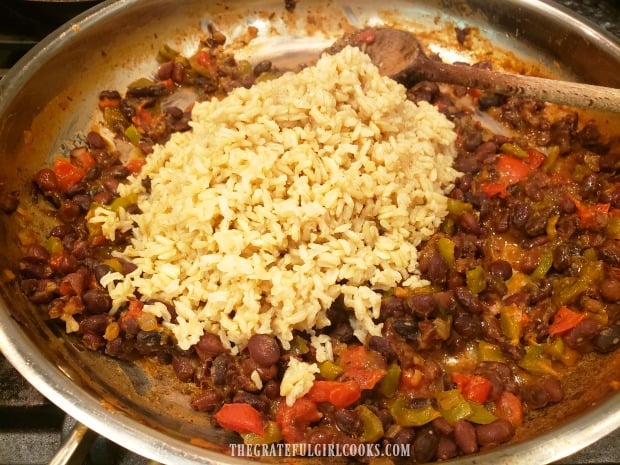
[357,405,384,443]
[318,360,343,381]
[241,421,283,444]
[389,395,441,427]
[378,362,401,398]
[466,265,487,294]
[436,389,473,424]
[467,401,497,424]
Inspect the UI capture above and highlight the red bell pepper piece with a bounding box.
[307,380,361,408]
[338,345,387,390]
[526,147,546,169]
[480,154,533,198]
[215,402,265,436]
[53,158,86,192]
[548,306,587,336]
[452,373,492,403]
[276,398,322,443]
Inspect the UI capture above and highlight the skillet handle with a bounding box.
[48,422,97,465]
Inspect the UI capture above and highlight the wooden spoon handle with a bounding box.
[418,59,620,113]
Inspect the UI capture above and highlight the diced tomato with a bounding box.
[307,380,361,408]
[276,398,322,443]
[496,154,532,185]
[480,182,510,198]
[127,157,146,174]
[548,306,587,336]
[494,391,523,427]
[342,367,386,390]
[480,154,534,198]
[338,345,387,390]
[132,107,154,128]
[53,158,86,192]
[526,147,546,169]
[214,403,264,435]
[568,193,610,229]
[353,28,377,44]
[126,299,144,318]
[452,373,492,403]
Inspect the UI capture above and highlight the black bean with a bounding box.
[196,332,226,357]
[19,258,53,279]
[392,318,419,340]
[190,390,222,412]
[232,391,269,413]
[475,419,514,446]
[381,295,407,317]
[475,361,518,394]
[601,278,620,302]
[34,168,59,192]
[540,376,563,403]
[330,322,354,342]
[82,288,112,314]
[453,420,478,454]
[58,199,80,223]
[459,211,481,234]
[334,409,361,435]
[453,312,482,337]
[82,332,105,350]
[72,194,92,211]
[24,244,50,262]
[522,384,550,409]
[434,290,456,312]
[56,254,79,274]
[436,436,458,460]
[86,131,107,149]
[565,319,598,350]
[511,202,531,229]
[20,279,57,304]
[211,353,232,385]
[263,380,281,400]
[93,263,114,283]
[79,313,109,335]
[599,240,620,267]
[172,354,195,382]
[413,426,439,463]
[488,259,513,280]
[368,336,396,361]
[593,324,620,353]
[247,334,280,366]
[426,251,448,284]
[454,286,484,314]
[135,331,162,355]
[406,293,437,318]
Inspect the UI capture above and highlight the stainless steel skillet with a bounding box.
[0,1,619,464]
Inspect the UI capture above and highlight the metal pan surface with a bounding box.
[0,0,618,464]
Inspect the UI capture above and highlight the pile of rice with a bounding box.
[92,46,459,361]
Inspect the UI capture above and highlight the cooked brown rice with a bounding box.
[91,46,459,357]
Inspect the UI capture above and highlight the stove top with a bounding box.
[1,1,619,464]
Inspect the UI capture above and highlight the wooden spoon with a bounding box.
[327,27,620,113]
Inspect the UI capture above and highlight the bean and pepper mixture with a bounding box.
[13,24,620,463]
